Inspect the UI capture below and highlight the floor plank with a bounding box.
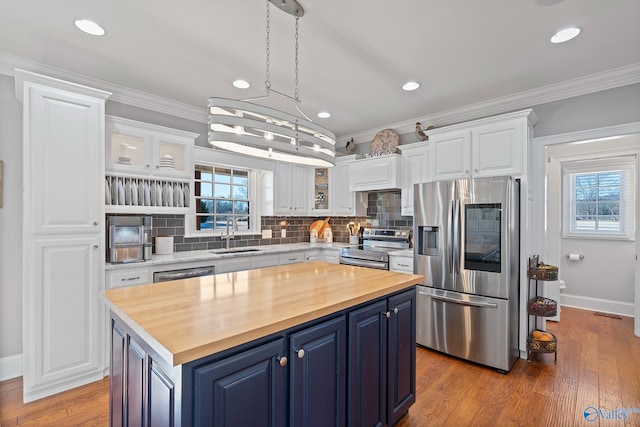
[1,307,638,426]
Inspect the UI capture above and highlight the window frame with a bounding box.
[187,162,261,237]
[562,156,636,241]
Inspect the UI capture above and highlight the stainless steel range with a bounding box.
[339,228,411,270]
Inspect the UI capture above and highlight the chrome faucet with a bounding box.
[222,218,235,250]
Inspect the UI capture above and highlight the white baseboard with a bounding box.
[561,293,635,318]
[0,354,22,381]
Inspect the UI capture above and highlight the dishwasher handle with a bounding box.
[419,290,498,309]
[153,267,215,282]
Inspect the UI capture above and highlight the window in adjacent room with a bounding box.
[562,156,636,240]
[194,164,252,232]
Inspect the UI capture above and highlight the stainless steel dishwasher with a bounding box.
[153,266,215,282]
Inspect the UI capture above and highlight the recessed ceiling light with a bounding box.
[232,79,251,89]
[74,19,105,36]
[317,112,331,119]
[402,81,420,91]
[550,27,581,43]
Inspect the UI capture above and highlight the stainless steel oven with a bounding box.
[339,228,411,270]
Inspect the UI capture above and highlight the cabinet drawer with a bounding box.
[108,268,151,288]
[279,252,305,265]
[389,257,413,273]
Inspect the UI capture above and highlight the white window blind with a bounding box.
[562,156,636,240]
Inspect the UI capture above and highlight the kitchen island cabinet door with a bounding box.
[290,316,346,427]
[193,338,287,427]
[387,289,416,426]
[347,300,388,427]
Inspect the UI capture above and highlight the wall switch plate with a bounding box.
[281,229,286,238]
[262,229,272,239]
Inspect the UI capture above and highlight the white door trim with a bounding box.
[531,122,640,337]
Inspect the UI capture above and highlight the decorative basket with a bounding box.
[528,296,558,317]
[528,263,558,281]
[528,331,557,353]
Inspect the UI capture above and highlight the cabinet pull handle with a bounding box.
[121,276,141,281]
[277,356,288,367]
[92,245,99,249]
[145,164,150,169]
[383,311,391,319]
[398,263,409,267]
[294,348,305,359]
[93,221,99,226]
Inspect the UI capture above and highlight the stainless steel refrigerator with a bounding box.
[414,176,520,372]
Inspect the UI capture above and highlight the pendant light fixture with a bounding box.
[208,0,336,167]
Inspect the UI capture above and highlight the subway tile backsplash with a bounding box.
[148,190,412,252]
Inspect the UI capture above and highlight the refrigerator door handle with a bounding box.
[448,200,455,274]
[452,199,461,274]
[420,291,498,309]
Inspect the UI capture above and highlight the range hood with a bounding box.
[348,154,402,192]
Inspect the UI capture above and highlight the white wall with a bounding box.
[546,135,639,315]
[0,74,23,369]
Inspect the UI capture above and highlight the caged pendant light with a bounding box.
[208,0,336,167]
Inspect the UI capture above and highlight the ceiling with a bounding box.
[1,0,639,142]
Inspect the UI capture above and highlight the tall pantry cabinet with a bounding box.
[15,70,111,402]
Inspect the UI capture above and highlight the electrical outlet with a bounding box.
[262,229,273,239]
[281,229,286,238]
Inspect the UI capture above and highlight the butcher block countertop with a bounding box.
[102,262,423,366]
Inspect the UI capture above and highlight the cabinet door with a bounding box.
[279,252,305,265]
[148,358,176,427]
[290,316,346,427]
[429,130,471,181]
[193,338,287,427]
[29,86,103,235]
[400,146,428,216]
[106,118,153,174]
[290,164,309,213]
[471,120,523,177]
[331,159,354,215]
[387,289,416,426]
[348,300,388,427]
[23,236,102,401]
[310,167,331,214]
[349,155,402,191]
[274,162,293,214]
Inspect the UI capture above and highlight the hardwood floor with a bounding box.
[1,307,638,426]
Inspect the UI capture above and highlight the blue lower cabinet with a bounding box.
[290,316,347,427]
[348,289,416,427]
[193,338,287,427]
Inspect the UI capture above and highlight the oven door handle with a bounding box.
[420,291,498,309]
[340,258,387,269]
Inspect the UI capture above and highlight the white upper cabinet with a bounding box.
[332,155,364,215]
[309,166,331,215]
[349,154,402,191]
[399,143,429,216]
[106,116,198,179]
[274,162,309,215]
[428,110,537,181]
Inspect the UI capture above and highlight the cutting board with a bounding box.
[309,217,331,237]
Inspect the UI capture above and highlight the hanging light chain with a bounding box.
[294,14,300,102]
[265,0,271,90]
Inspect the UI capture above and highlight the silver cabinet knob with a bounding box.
[278,356,288,367]
[295,348,305,359]
[383,311,391,319]
[393,307,399,314]
[93,221,99,226]
[145,164,150,169]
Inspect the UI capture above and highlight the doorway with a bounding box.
[531,122,640,337]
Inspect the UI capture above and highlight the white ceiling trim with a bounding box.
[2,52,638,146]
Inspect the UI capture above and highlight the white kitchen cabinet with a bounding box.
[16,70,110,402]
[252,254,280,269]
[216,257,253,273]
[349,154,402,191]
[106,267,152,288]
[305,250,322,261]
[279,251,306,265]
[322,249,340,264]
[389,254,414,273]
[399,143,429,216]
[105,116,198,180]
[428,110,537,181]
[274,162,309,215]
[309,167,331,215]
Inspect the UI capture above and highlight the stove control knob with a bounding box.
[395,231,400,236]
[401,232,407,237]
[364,230,369,235]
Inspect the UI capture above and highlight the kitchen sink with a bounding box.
[210,248,263,254]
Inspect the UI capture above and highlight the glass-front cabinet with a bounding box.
[312,167,330,212]
[105,116,197,179]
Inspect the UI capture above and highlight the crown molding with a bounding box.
[338,63,640,146]
[0,52,207,123]
[2,52,637,145]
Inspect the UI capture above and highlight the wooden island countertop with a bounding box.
[102,262,423,366]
